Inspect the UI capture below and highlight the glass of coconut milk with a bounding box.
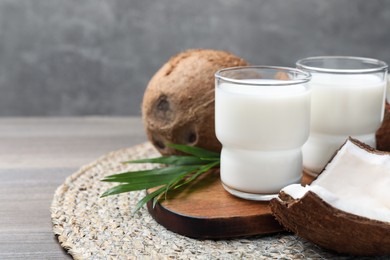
[215,66,312,200]
[296,56,388,176]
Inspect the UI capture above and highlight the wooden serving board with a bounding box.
[147,170,314,239]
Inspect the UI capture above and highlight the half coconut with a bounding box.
[270,137,390,256]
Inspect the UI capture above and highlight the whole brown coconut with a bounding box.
[142,49,248,155]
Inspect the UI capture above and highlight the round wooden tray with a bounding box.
[147,171,314,239]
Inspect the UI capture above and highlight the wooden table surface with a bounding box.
[0,117,147,259]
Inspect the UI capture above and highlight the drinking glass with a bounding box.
[296,56,388,176]
[215,66,311,200]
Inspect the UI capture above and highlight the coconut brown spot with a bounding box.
[187,132,197,144]
[170,122,199,146]
[152,136,166,150]
[154,94,173,122]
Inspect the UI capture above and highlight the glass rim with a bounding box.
[296,56,388,74]
[215,66,312,86]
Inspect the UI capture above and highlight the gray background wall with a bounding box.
[0,0,389,116]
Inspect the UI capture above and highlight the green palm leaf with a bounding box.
[101,143,221,215]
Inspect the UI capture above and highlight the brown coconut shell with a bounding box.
[142,49,248,155]
[270,191,390,256]
[376,102,390,151]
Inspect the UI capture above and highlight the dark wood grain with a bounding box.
[148,171,314,239]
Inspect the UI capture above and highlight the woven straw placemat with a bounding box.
[51,142,372,259]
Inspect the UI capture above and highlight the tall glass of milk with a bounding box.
[296,56,388,176]
[215,66,311,200]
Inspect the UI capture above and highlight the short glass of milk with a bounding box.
[296,56,388,176]
[215,66,312,200]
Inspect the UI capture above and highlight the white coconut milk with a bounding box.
[215,80,311,194]
[303,74,386,174]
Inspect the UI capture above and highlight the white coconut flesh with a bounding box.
[281,139,390,223]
